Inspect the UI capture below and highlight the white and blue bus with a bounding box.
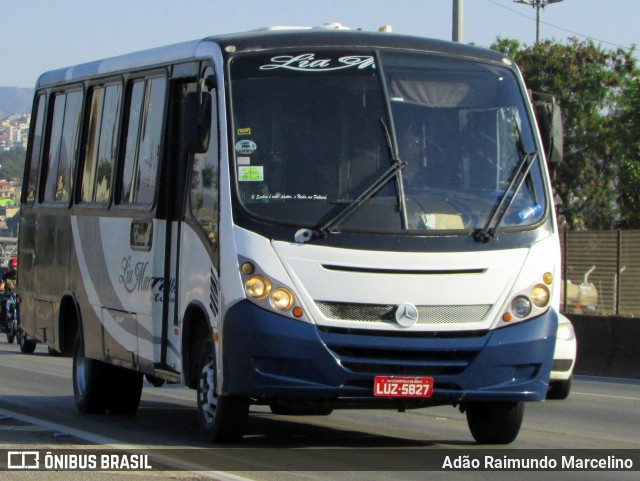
[17,25,563,444]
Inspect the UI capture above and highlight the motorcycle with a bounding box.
[0,291,18,344]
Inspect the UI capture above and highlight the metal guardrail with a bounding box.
[0,237,17,268]
[561,230,640,317]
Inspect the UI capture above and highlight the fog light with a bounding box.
[511,296,532,318]
[245,275,271,299]
[270,287,295,311]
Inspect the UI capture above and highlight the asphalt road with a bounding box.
[0,339,639,481]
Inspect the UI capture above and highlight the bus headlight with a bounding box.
[511,296,532,318]
[245,275,271,299]
[270,287,295,311]
[530,284,550,308]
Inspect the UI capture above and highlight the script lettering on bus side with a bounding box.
[118,256,176,302]
[259,53,375,72]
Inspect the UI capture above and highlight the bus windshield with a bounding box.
[230,50,546,234]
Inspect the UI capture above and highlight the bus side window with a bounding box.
[189,76,219,245]
[120,76,167,205]
[25,94,45,205]
[42,90,82,203]
[81,83,122,203]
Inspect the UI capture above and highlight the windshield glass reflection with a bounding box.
[230,50,546,235]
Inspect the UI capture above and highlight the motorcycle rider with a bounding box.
[0,257,18,343]
[2,258,17,291]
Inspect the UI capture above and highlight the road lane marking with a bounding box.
[574,391,640,402]
[0,406,254,481]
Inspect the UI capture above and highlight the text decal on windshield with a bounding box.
[260,54,375,72]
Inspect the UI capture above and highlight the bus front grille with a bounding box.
[315,301,491,325]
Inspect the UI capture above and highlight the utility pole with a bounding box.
[452,0,463,42]
[513,0,564,44]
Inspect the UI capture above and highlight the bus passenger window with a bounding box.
[25,94,45,205]
[43,90,82,203]
[121,76,166,205]
[81,84,121,203]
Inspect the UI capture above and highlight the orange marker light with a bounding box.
[292,306,304,318]
[502,312,512,322]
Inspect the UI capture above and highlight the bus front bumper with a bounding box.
[222,301,557,404]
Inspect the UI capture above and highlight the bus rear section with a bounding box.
[16,28,562,445]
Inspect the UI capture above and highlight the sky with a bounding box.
[1,0,639,88]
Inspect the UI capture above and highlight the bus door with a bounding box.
[134,63,218,376]
[166,65,219,373]
[99,73,169,370]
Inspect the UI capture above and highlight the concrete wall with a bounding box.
[565,314,640,379]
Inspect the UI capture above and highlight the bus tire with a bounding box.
[196,339,249,443]
[72,333,109,414]
[108,366,143,415]
[18,331,37,354]
[145,374,166,387]
[465,401,524,444]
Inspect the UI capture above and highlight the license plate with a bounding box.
[373,376,434,398]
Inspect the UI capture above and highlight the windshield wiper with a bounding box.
[473,151,538,243]
[295,118,406,243]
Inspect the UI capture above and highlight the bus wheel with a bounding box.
[196,339,249,443]
[72,334,109,414]
[465,401,524,444]
[108,366,143,415]
[18,331,37,354]
[145,374,166,387]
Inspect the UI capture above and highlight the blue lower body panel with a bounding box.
[222,301,557,404]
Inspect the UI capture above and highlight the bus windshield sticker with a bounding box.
[237,156,251,165]
[238,166,264,182]
[237,127,251,135]
[236,139,257,155]
[259,54,375,72]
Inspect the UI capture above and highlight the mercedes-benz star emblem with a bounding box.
[395,303,419,327]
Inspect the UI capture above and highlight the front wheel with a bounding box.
[196,339,249,443]
[465,401,524,444]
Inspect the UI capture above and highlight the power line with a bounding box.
[486,0,634,50]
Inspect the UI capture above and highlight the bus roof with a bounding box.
[36,28,509,89]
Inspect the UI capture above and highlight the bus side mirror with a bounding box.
[182,91,212,154]
[532,92,563,164]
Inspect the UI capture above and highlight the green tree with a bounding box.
[491,37,639,230]
[612,76,640,228]
[0,146,26,181]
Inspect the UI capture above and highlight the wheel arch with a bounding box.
[182,301,213,389]
[57,291,82,356]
